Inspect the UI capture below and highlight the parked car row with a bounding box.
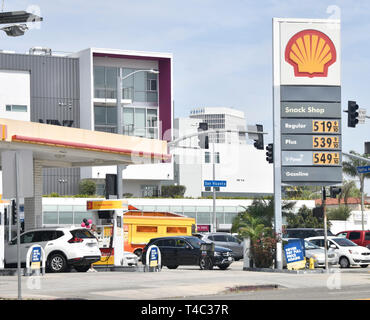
[282,228,370,269]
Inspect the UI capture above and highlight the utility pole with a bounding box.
[212,141,216,232]
[322,187,329,273]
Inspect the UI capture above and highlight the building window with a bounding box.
[6,104,27,112]
[215,152,220,163]
[136,226,158,233]
[121,107,158,139]
[167,227,187,234]
[205,152,210,163]
[94,66,117,99]
[121,68,158,103]
[141,185,160,197]
[94,105,117,133]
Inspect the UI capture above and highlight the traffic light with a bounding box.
[329,186,342,198]
[266,143,274,163]
[197,122,209,149]
[253,124,264,150]
[11,199,17,225]
[347,101,359,128]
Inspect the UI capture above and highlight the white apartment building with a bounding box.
[172,107,273,198]
[189,107,247,144]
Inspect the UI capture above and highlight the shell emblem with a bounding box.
[285,29,336,78]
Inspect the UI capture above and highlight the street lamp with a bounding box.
[0,10,42,37]
[115,68,159,198]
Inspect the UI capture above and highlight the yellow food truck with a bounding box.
[93,207,195,265]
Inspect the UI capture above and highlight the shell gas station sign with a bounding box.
[273,18,342,186]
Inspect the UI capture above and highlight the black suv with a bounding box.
[142,236,234,270]
[283,228,333,239]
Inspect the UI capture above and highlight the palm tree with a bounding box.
[342,150,370,229]
[337,180,359,206]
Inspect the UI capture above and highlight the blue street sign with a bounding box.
[357,166,370,174]
[204,180,227,187]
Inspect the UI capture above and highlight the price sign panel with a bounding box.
[274,18,342,186]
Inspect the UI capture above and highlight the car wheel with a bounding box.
[199,257,213,270]
[134,249,143,261]
[339,257,350,269]
[167,265,178,269]
[47,253,67,273]
[74,265,91,272]
[360,265,368,268]
[218,264,229,270]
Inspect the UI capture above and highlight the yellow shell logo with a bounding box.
[285,29,336,78]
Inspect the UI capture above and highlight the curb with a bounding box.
[0,268,25,276]
[243,267,328,274]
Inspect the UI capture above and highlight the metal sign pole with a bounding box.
[15,152,22,300]
[323,187,329,273]
[273,18,283,270]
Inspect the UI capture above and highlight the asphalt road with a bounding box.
[0,261,369,300]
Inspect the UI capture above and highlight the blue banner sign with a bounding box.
[204,180,227,187]
[284,239,305,264]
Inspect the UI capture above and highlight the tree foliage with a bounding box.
[327,205,352,221]
[78,179,96,196]
[161,185,186,198]
[285,205,330,228]
[231,198,294,268]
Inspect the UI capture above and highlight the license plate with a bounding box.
[87,242,97,247]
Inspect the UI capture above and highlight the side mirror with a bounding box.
[329,244,337,249]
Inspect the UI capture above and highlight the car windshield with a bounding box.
[332,238,357,247]
[305,240,321,250]
[186,237,206,249]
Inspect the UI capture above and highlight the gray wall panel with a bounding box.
[0,52,81,195]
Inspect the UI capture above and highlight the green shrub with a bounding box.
[79,179,96,196]
[161,185,186,198]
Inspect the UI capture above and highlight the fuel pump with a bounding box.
[86,200,127,267]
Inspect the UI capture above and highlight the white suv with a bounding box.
[306,236,370,268]
[5,227,101,273]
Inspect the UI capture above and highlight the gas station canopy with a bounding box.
[0,118,171,167]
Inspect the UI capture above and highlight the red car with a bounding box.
[336,230,370,249]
